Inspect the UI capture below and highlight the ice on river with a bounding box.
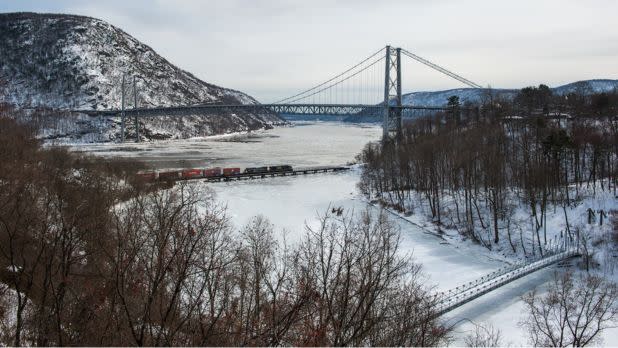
[69,121,382,170]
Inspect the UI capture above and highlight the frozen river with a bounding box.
[71,121,382,169]
[209,169,501,289]
[77,121,602,345]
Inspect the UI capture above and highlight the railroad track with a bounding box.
[168,166,351,183]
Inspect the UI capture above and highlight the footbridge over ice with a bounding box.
[434,243,581,317]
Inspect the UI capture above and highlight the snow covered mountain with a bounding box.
[551,79,618,96]
[0,12,284,141]
[402,88,517,107]
[402,79,618,107]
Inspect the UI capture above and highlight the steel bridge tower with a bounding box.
[382,45,402,140]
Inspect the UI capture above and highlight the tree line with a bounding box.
[359,87,618,252]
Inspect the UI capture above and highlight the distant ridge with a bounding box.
[402,79,618,107]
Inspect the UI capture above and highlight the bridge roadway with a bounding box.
[435,247,580,317]
[77,103,460,117]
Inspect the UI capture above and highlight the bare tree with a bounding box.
[102,183,232,346]
[577,227,597,272]
[520,272,618,347]
[0,283,14,345]
[464,321,503,347]
[296,208,448,346]
[0,116,472,346]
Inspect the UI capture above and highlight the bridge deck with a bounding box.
[435,248,580,317]
[76,104,463,117]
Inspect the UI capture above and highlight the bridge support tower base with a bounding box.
[382,46,403,142]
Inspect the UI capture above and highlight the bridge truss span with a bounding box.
[80,103,460,117]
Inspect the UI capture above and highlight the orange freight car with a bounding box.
[222,167,241,176]
[182,169,203,179]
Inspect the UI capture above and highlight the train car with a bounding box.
[203,167,222,177]
[158,171,181,181]
[181,169,203,179]
[136,172,158,181]
[244,166,268,174]
[223,167,241,176]
[268,165,293,173]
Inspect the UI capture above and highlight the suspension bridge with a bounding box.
[434,239,581,317]
[78,45,483,142]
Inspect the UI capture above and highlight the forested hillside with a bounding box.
[359,86,618,259]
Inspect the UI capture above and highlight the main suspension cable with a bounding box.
[284,55,385,104]
[272,46,386,104]
[401,49,482,89]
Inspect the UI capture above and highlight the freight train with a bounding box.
[137,165,294,181]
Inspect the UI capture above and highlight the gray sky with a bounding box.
[2,0,617,102]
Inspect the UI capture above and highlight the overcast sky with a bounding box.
[2,0,617,102]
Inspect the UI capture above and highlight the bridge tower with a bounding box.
[382,46,402,140]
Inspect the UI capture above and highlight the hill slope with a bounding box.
[0,12,283,141]
[402,79,618,107]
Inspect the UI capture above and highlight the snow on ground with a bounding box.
[375,184,618,345]
[445,267,556,346]
[378,185,618,264]
[445,263,618,346]
[204,168,502,290]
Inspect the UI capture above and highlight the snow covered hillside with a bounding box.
[0,12,284,141]
[402,88,517,107]
[552,79,618,96]
[402,79,618,107]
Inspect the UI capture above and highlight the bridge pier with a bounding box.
[97,45,487,145]
[382,46,403,142]
[133,76,140,143]
[395,47,402,140]
[120,75,126,143]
